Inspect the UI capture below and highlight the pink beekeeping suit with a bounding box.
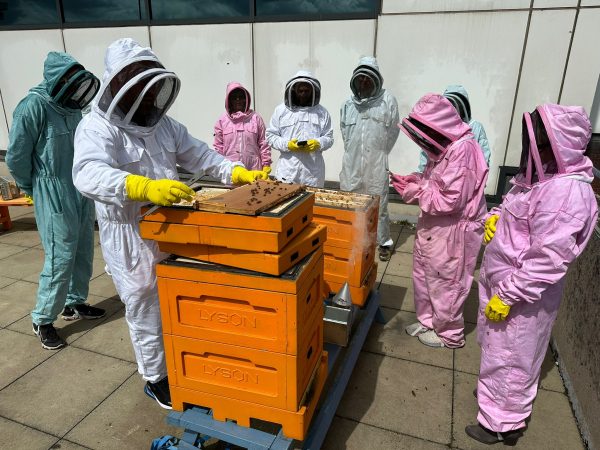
[213,82,271,170]
[476,104,598,432]
[398,93,489,348]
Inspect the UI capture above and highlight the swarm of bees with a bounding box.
[246,180,288,205]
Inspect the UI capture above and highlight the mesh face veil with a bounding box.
[99,59,180,129]
[52,68,100,110]
[519,109,557,185]
[400,117,452,162]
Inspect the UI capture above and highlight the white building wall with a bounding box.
[560,8,600,129]
[377,11,529,194]
[151,24,254,145]
[0,29,64,149]
[62,27,150,81]
[253,20,376,179]
[1,3,599,196]
[504,9,576,166]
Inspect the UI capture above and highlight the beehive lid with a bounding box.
[187,181,304,215]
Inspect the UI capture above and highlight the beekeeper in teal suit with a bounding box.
[6,51,104,350]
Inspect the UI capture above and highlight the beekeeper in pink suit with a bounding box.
[213,82,271,172]
[465,104,598,445]
[390,93,488,348]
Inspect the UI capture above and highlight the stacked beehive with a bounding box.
[307,188,379,307]
[140,185,327,441]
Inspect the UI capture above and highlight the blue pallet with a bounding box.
[156,290,383,450]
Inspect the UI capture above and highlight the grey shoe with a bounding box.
[405,322,430,337]
[417,330,445,348]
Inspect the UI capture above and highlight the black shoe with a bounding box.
[465,424,522,446]
[145,377,172,410]
[378,246,392,261]
[62,303,106,321]
[32,323,66,350]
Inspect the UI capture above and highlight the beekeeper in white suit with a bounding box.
[73,38,266,409]
[266,70,334,187]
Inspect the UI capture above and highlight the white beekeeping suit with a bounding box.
[339,57,399,256]
[72,39,236,391]
[266,70,334,187]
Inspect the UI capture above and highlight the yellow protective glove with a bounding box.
[125,174,194,206]
[485,295,511,322]
[484,214,500,244]
[262,166,271,175]
[287,139,300,151]
[306,139,321,152]
[24,194,34,205]
[231,166,269,185]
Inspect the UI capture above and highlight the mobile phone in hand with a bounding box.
[297,140,308,146]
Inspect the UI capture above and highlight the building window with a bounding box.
[0,0,59,26]
[151,0,250,21]
[62,0,147,24]
[255,0,380,17]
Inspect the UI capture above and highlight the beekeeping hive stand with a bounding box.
[157,290,383,450]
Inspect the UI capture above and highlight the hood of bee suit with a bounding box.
[92,38,181,137]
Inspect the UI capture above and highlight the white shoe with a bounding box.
[418,330,445,348]
[405,322,431,337]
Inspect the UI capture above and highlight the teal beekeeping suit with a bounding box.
[418,84,491,172]
[6,52,99,326]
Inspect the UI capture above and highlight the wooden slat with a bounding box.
[195,180,304,215]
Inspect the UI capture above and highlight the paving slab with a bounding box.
[452,371,584,450]
[0,226,41,247]
[0,274,16,289]
[384,251,413,278]
[539,352,565,393]
[337,351,452,445]
[49,440,92,449]
[0,280,39,327]
[88,273,119,299]
[0,247,44,280]
[454,322,481,376]
[0,416,58,450]
[65,374,179,449]
[71,307,135,363]
[364,308,454,370]
[0,328,55,390]
[0,346,136,436]
[7,294,123,344]
[322,416,448,450]
[378,274,414,312]
[463,289,480,325]
[393,231,415,254]
[0,242,30,260]
[90,256,109,280]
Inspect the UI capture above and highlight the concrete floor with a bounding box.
[0,201,585,450]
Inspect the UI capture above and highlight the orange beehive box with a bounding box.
[157,223,326,276]
[323,243,375,287]
[308,188,379,250]
[140,191,314,253]
[156,250,323,355]
[163,309,323,412]
[169,352,328,441]
[324,262,378,307]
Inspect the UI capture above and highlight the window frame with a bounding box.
[0,0,381,30]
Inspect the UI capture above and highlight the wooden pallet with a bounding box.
[170,352,328,441]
